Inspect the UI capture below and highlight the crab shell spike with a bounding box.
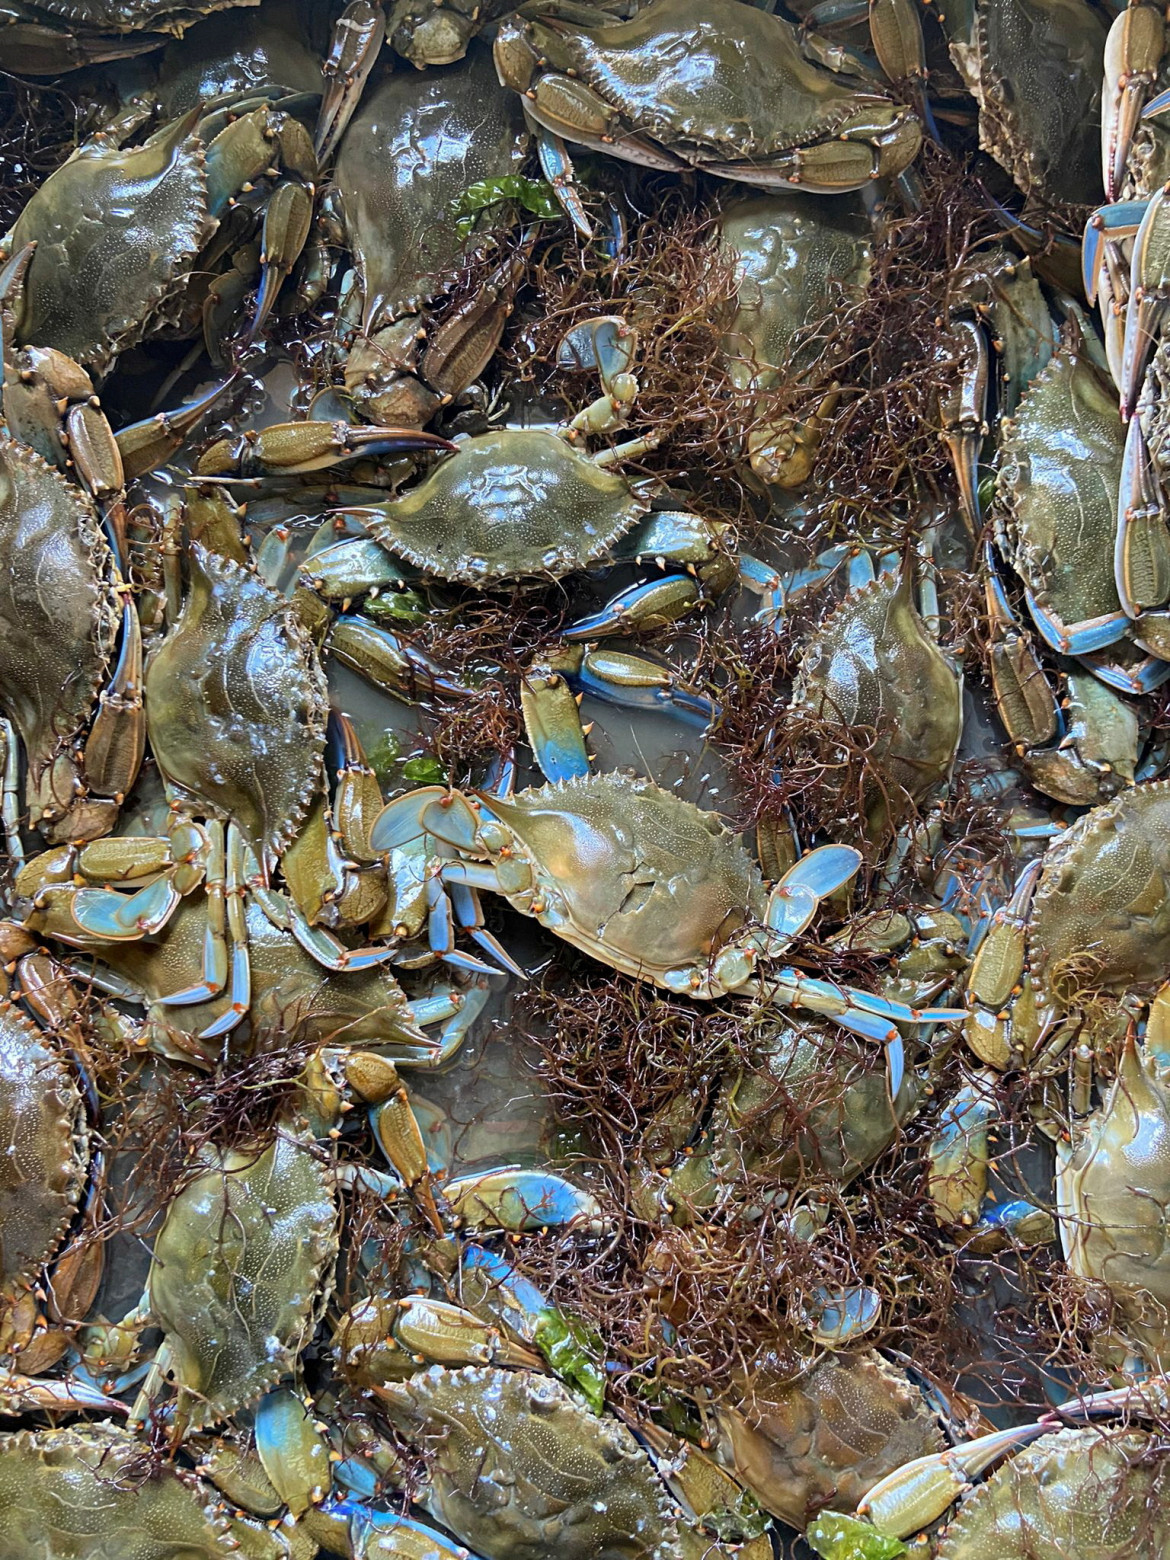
[858,1422,1050,1538]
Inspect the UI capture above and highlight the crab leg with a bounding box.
[0,1373,127,1416]
[115,374,239,481]
[445,878,528,977]
[329,615,479,703]
[563,575,702,637]
[763,844,861,940]
[1021,590,1130,655]
[939,316,990,535]
[536,128,595,240]
[156,821,229,1009]
[1116,410,1170,618]
[521,664,591,782]
[0,716,23,868]
[195,824,251,1041]
[1083,200,1143,305]
[68,875,181,941]
[424,873,504,976]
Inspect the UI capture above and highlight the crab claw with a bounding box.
[1103,1,1165,201]
[316,0,386,164]
[1121,186,1170,416]
[115,372,240,481]
[938,316,989,535]
[195,422,456,478]
[0,1372,128,1415]
[857,1422,1051,1539]
[1116,411,1170,617]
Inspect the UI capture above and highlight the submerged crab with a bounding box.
[719,191,875,488]
[1056,1031,1170,1367]
[16,536,450,1045]
[0,435,132,845]
[325,42,531,427]
[762,546,963,838]
[0,997,86,1366]
[715,1349,945,1531]
[943,0,1108,206]
[965,779,1170,1072]
[493,0,922,204]
[0,0,258,74]
[983,335,1165,804]
[297,378,737,699]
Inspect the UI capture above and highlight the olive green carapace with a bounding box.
[380,1363,684,1560]
[146,1133,337,1428]
[0,1423,229,1559]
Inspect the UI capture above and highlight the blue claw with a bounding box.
[71,877,181,940]
[369,788,445,853]
[351,1510,489,1560]
[778,843,862,898]
[807,1283,882,1346]
[886,1034,905,1099]
[566,653,718,730]
[443,1168,604,1233]
[562,575,700,639]
[1082,202,1145,300]
[1145,86,1170,119]
[765,882,819,939]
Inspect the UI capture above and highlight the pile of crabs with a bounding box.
[9,0,1170,1557]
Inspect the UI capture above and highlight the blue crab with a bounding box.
[844,1384,1170,1553]
[321,41,531,428]
[0,0,258,74]
[371,753,965,1094]
[964,779,1170,1074]
[492,0,922,227]
[719,190,875,488]
[0,1424,229,1556]
[1,85,319,372]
